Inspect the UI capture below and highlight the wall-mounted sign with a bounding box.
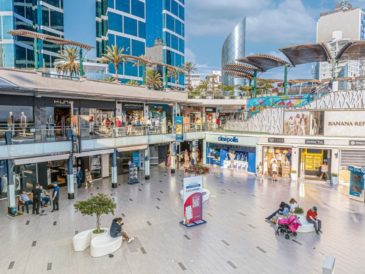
[175,116,183,142]
[122,102,144,111]
[349,140,365,146]
[54,99,73,105]
[268,137,285,143]
[325,111,365,137]
[205,107,216,113]
[305,139,325,145]
[218,136,239,143]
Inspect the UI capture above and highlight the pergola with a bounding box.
[336,40,365,60]
[280,43,331,66]
[9,29,93,75]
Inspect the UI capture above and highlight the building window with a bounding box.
[116,36,131,54]
[116,0,130,13]
[124,16,137,36]
[131,0,144,19]
[131,39,145,56]
[138,21,145,38]
[108,12,123,33]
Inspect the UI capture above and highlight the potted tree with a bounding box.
[294,207,305,224]
[331,173,338,185]
[74,193,116,236]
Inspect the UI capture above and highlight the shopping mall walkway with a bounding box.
[0,167,364,274]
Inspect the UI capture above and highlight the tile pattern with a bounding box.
[0,167,365,273]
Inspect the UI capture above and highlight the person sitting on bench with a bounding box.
[110,217,134,243]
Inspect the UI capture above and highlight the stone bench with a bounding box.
[296,215,315,233]
[90,233,122,257]
[73,228,108,252]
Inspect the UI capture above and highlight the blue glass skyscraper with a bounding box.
[96,0,185,86]
[96,0,146,83]
[0,0,64,68]
[146,0,185,87]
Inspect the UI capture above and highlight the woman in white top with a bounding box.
[289,198,298,212]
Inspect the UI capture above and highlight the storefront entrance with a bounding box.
[263,147,292,178]
[300,148,331,181]
[54,106,72,138]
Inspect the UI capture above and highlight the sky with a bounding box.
[64,0,365,80]
[185,0,365,79]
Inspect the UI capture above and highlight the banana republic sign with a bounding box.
[324,111,365,137]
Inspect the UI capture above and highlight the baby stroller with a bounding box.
[276,215,301,240]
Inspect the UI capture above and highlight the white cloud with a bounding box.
[185,47,197,63]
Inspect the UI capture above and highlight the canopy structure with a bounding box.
[9,29,92,50]
[223,63,256,76]
[236,54,289,72]
[336,40,365,61]
[280,43,332,66]
[224,69,253,80]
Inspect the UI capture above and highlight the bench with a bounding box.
[90,233,122,257]
[73,228,108,252]
[296,215,315,233]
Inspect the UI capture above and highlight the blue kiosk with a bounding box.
[348,166,365,202]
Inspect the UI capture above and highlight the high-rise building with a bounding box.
[0,0,64,68]
[96,0,185,86]
[316,1,365,84]
[146,0,185,88]
[96,0,146,83]
[221,18,246,86]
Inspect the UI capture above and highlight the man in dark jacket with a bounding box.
[110,217,134,243]
[32,184,42,215]
[265,201,290,221]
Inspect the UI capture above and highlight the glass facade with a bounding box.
[0,0,64,69]
[221,18,246,86]
[96,0,146,83]
[146,0,185,88]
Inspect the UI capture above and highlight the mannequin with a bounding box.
[20,112,27,137]
[7,112,14,135]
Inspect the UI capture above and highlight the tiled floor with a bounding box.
[1,167,365,274]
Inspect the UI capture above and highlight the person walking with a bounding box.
[76,166,83,189]
[272,159,278,182]
[320,161,329,181]
[51,182,60,212]
[306,206,322,235]
[110,217,134,243]
[32,184,42,215]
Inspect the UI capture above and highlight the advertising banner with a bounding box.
[182,176,204,226]
[175,116,183,142]
[283,111,323,136]
[348,166,365,202]
[325,111,365,137]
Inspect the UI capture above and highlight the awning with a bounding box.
[74,149,115,158]
[336,40,365,60]
[236,54,289,72]
[14,154,70,165]
[280,43,331,66]
[117,145,148,152]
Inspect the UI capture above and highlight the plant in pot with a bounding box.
[74,193,116,235]
[294,207,306,224]
[331,173,338,185]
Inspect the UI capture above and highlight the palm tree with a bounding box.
[54,47,80,77]
[146,69,163,90]
[184,62,196,91]
[102,45,125,83]
[167,67,180,90]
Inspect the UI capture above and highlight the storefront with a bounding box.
[181,105,203,132]
[147,104,173,134]
[205,107,217,130]
[339,148,365,185]
[207,143,256,172]
[179,140,203,165]
[263,146,292,178]
[299,148,331,181]
[120,102,144,126]
[0,95,34,143]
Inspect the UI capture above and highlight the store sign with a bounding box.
[218,136,239,144]
[205,107,216,113]
[175,116,183,142]
[349,140,365,146]
[268,137,285,143]
[305,139,325,145]
[122,103,144,110]
[325,111,365,137]
[54,99,73,105]
[182,176,203,225]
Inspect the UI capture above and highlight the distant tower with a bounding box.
[336,0,352,11]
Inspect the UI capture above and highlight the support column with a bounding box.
[33,38,39,70]
[291,147,299,181]
[6,160,16,215]
[253,70,258,98]
[283,64,289,95]
[112,150,118,188]
[67,157,75,199]
[79,48,84,77]
[170,142,176,174]
[202,139,207,165]
[144,147,150,180]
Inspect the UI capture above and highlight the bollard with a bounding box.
[322,256,335,274]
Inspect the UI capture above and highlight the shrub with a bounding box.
[294,207,304,214]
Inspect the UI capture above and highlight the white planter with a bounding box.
[91,228,108,239]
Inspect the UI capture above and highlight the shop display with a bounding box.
[264,147,292,177]
[128,161,139,184]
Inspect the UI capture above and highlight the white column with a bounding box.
[101,154,110,178]
[112,150,118,188]
[331,149,339,183]
[202,139,207,165]
[67,157,75,199]
[291,146,299,181]
[144,147,150,180]
[170,142,176,174]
